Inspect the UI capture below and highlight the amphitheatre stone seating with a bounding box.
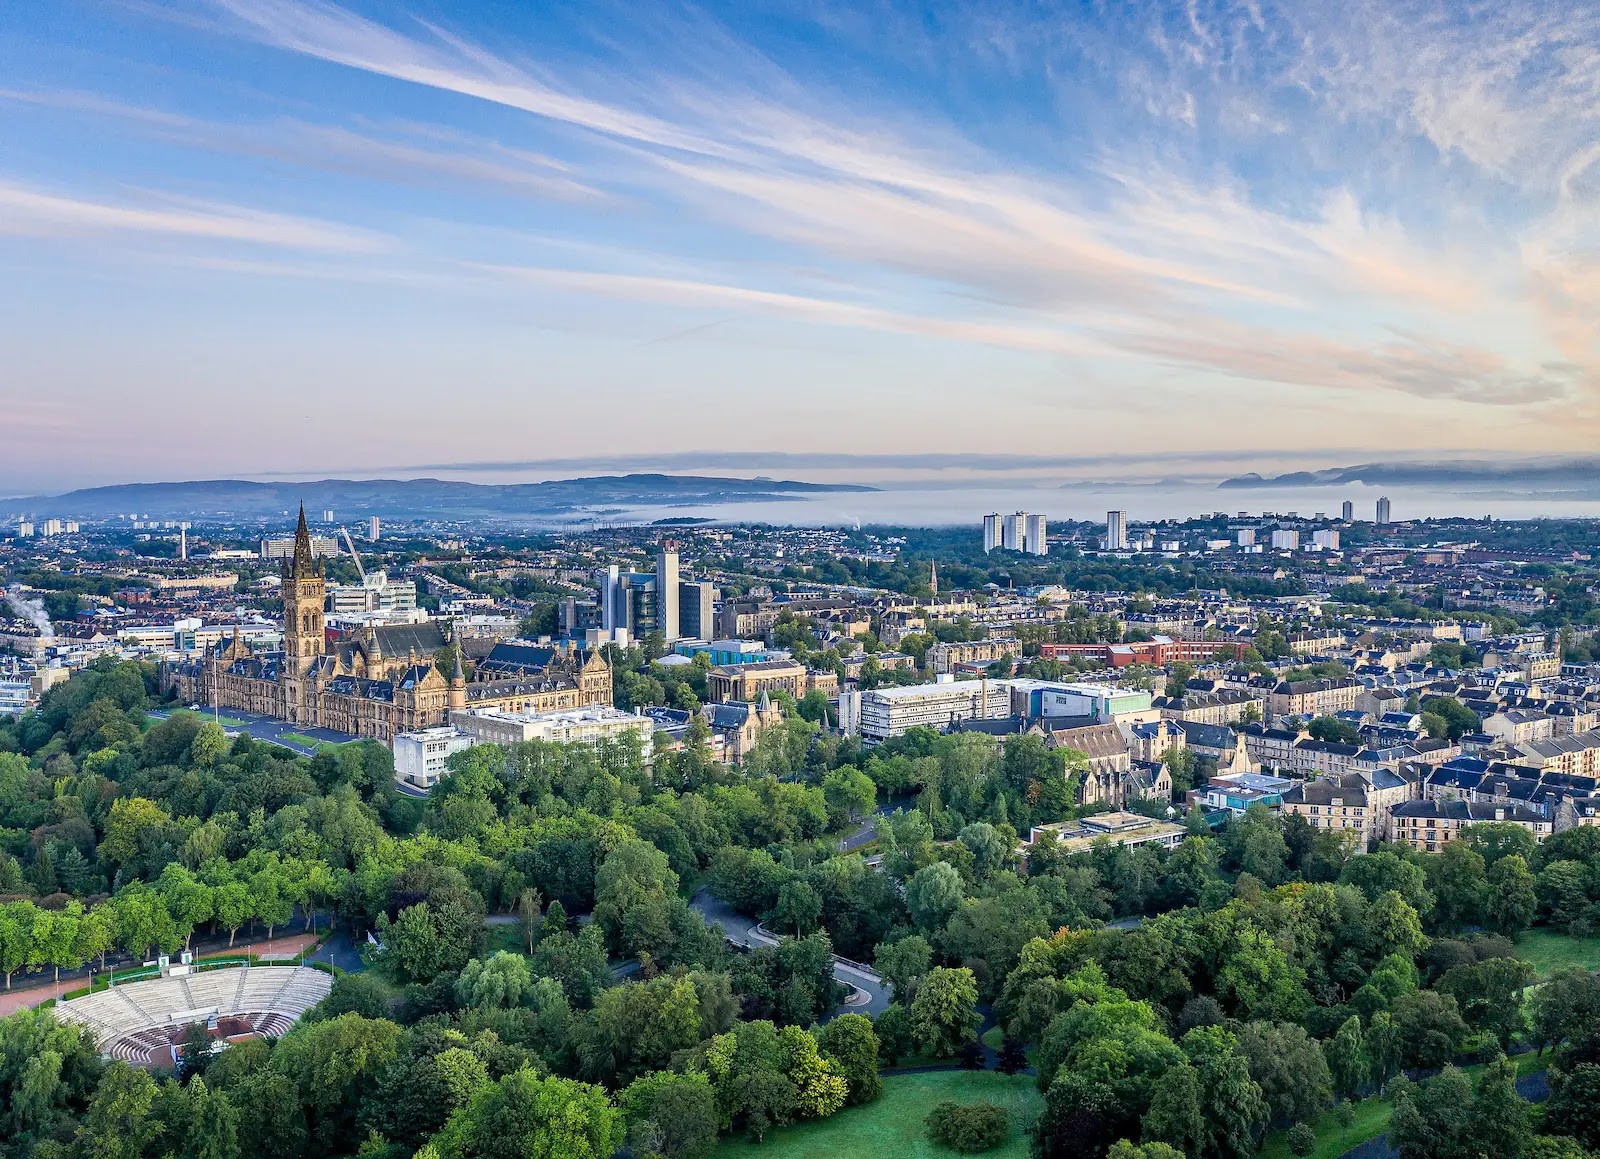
[54,965,333,1055]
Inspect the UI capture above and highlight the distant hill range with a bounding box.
[1220,457,1600,495]
[11,474,877,520]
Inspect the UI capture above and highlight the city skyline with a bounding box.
[5,1,1600,492]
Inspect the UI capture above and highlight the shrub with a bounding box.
[1288,1121,1317,1157]
[995,1036,1027,1075]
[926,1100,1009,1153]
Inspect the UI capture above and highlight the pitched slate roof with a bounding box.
[476,642,560,676]
[372,622,448,658]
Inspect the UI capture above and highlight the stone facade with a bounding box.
[164,507,611,743]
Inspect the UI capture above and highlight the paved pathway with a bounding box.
[151,708,358,756]
[305,930,365,973]
[690,887,889,1016]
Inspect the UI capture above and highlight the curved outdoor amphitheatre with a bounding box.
[52,965,331,1066]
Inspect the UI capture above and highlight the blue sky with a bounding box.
[3,0,1599,492]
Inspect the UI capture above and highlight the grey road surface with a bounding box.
[152,707,359,756]
[690,887,890,1016]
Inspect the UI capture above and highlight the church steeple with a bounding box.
[282,504,327,679]
[288,503,319,579]
[448,625,467,711]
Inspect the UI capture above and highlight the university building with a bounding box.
[165,508,611,743]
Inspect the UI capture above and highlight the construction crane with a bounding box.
[339,526,367,582]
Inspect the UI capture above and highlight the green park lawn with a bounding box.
[1257,1053,1548,1159]
[1258,1097,1393,1159]
[281,733,353,753]
[147,710,251,729]
[717,1071,1043,1159]
[482,923,532,957]
[1514,927,1600,978]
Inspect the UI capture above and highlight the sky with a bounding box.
[3,0,1600,494]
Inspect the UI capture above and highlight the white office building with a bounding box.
[0,680,30,715]
[1270,530,1300,550]
[1312,529,1341,550]
[1105,510,1128,551]
[658,547,681,643]
[1236,529,1256,546]
[326,571,418,615]
[393,727,479,789]
[1024,514,1048,556]
[982,513,1000,553]
[1002,512,1024,551]
[1375,497,1391,524]
[261,535,338,560]
[842,679,1012,742]
[450,704,655,758]
[597,549,690,641]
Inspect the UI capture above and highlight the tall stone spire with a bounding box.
[448,624,467,711]
[289,504,317,579]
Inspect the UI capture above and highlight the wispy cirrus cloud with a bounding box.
[12,0,1600,468]
[202,0,726,156]
[474,263,1097,355]
[0,180,385,251]
[192,0,1593,410]
[0,87,603,203]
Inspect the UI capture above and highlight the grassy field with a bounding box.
[1514,928,1600,978]
[1258,1097,1393,1159]
[1257,1053,1549,1159]
[482,923,531,957]
[148,710,251,729]
[716,1071,1043,1159]
[281,733,352,753]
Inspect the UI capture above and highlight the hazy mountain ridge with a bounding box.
[9,474,877,519]
[1220,457,1600,491]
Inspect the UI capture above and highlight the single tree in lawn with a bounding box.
[814,1014,882,1105]
[1484,854,1537,937]
[1366,1012,1403,1087]
[1529,968,1600,1055]
[1325,1017,1368,1103]
[517,888,542,954]
[911,967,980,1058]
[1469,1056,1531,1159]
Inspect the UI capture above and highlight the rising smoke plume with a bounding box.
[5,585,56,639]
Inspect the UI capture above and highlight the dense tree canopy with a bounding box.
[0,657,1590,1159]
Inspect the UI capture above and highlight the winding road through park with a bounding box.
[690,887,890,1016]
